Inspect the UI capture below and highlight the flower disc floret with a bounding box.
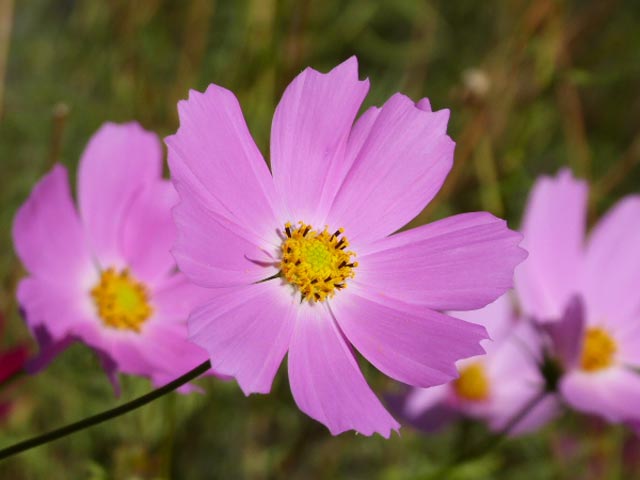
[453,362,490,401]
[580,327,617,372]
[91,267,152,332]
[280,222,357,302]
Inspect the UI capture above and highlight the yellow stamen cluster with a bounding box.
[90,268,152,333]
[280,221,357,302]
[453,362,490,402]
[581,327,617,372]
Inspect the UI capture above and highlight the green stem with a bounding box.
[0,360,211,461]
[491,389,548,441]
[428,389,548,478]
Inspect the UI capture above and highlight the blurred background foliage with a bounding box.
[1,0,640,478]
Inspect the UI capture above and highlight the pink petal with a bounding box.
[121,180,179,285]
[489,390,558,436]
[137,274,213,380]
[143,323,211,382]
[172,186,278,287]
[343,106,380,165]
[84,329,150,377]
[616,324,640,367]
[481,323,557,435]
[560,368,640,422]
[17,277,92,341]
[188,282,296,395]
[17,278,125,384]
[331,289,487,387]
[485,321,543,379]
[355,212,526,311]
[12,164,92,284]
[583,196,640,326]
[78,122,163,266]
[449,293,516,354]
[288,302,399,437]
[327,93,453,246]
[166,84,280,244]
[515,169,587,320]
[544,295,585,368]
[270,57,369,226]
[416,98,433,111]
[403,385,449,418]
[152,273,212,323]
[393,386,458,433]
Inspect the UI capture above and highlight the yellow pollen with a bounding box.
[90,267,153,333]
[280,221,357,302]
[453,363,490,402]
[580,327,617,372]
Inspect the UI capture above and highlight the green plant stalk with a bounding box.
[0,360,211,461]
[427,389,549,479]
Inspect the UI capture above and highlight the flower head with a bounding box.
[13,123,211,392]
[399,295,557,435]
[516,169,640,423]
[167,57,526,436]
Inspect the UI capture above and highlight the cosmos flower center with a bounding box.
[280,221,357,302]
[91,268,153,333]
[453,362,490,401]
[580,327,617,372]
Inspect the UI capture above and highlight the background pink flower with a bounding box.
[167,57,527,436]
[399,295,557,436]
[516,169,640,423]
[13,122,211,393]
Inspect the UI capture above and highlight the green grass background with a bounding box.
[1,0,640,478]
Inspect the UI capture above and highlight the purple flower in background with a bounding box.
[167,57,526,436]
[399,295,557,435]
[13,123,210,392]
[516,169,640,423]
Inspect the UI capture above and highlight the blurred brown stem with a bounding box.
[47,103,70,170]
[0,0,14,121]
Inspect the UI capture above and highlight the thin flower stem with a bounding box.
[0,360,211,461]
[491,389,548,441]
[427,389,548,479]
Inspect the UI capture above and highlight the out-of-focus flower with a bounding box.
[13,123,211,393]
[516,169,640,423]
[398,295,557,435]
[0,313,28,420]
[167,57,527,436]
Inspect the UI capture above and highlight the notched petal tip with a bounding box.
[416,97,432,112]
[331,421,401,439]
[296,55,368,87]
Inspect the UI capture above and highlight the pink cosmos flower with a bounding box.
[167,57,527,436]
[516,168,640,423]
[13,122,210,392]
[399,295,557,435]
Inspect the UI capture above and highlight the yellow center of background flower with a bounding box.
[91,268,153,332]
[453,362,490,401]
[580,327,617,372]
[280,221,357,302]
